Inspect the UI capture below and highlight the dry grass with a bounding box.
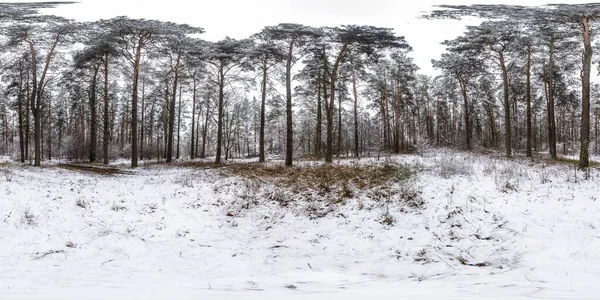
[57,164,131,175]
[175,161,226,169]
[554,158,600,168]
[223,163,412,192]
[211,161,418,218]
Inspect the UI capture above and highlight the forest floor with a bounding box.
[1,149,599,299]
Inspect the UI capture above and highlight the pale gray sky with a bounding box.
[4,0,595,75]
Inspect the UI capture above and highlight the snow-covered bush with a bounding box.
[435,153,473,178]
[493,161,522,193]
[413,137,435,156]
[398,184,425,208]
[379,206,395,226]
[1,168,13,182]
[75,198,88,209]
[172,176,194,188]
[21,207,37,227]
[111,203,128,211]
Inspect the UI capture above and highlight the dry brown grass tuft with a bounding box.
[57,164,131,175]
[223,163,412,192]
[554,158,600,168]
[217,162,414,213]
[175,161,226,169]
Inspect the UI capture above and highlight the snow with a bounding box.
[1,150,599,299]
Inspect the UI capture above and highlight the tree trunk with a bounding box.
[547,35,557,159]
[140,77,145,161]
[27,41,40,166]
[167,53,181,163]
[103,53,110,164]
[352,68,359,158]
[190,74,197,159]
[380,83,389,151]
[326,43,348,163]
[534,112,538,151]
[394,80,401,153]
[425,83,434,142]
[594,106,598,154]
[202,98,210,158]
[337,88,342,157]
[176,80,182,160]
[498,51,511,157]
[285,38,296,166]
[216,63,225,163]
[457,74,471,150]
[25,33,48,166]
[89,64,100,162]
[526,42,533,158]
[25,80,30,162]
[579,17,592,169]
[130,36,144,168]
[259,57,268,163]
[120,101,125,151]
[47,94,52,161]
[18,60,25,163]
[314,69,323,158]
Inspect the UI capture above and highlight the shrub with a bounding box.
[3,168,14,182]
[398,184,425,208]
[75,198,88,209]
[500,180,519,193]
[111,203,127,211]
[379,207,395,226]
[413,138,434,155]
[436,153,473,178]
[172,176,194,188]
[21,207,37,226]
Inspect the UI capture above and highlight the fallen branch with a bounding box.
[32,250,65,260]
[431,253,456,270]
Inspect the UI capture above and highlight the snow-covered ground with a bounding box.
[1,150,599,300]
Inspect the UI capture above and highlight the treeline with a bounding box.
[428,4,600,169]
[0,3,599,169]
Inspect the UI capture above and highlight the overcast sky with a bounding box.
[4,0,595,75]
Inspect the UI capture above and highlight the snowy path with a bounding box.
[1,153,599,299]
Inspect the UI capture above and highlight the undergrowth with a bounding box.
[213,162,421,219]
[224,163,412,190]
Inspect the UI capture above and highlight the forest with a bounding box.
[0,3,597,169]
[1,2,600,299]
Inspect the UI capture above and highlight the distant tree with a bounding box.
[441,21,517,155]
[109,17,202,167]
[248,31,286,163]
[521,35,534,158]
[1,53,29,162]
[161,30,203,163]
[199,37,250,163]
[415,74,435,143]
[427,3,600,167]
[185,57,205,160]
[73,23,119,163]
[7,17,74,166]
[323,25,409,163]
[389,51,418,153]
[295,41,330,158]
[549,4,600,169]
[433,50,483,150]
[264,23,320,166]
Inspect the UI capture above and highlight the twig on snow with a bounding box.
[525,275,534,284]
[431,253,456,270]
[32,250,65,260]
